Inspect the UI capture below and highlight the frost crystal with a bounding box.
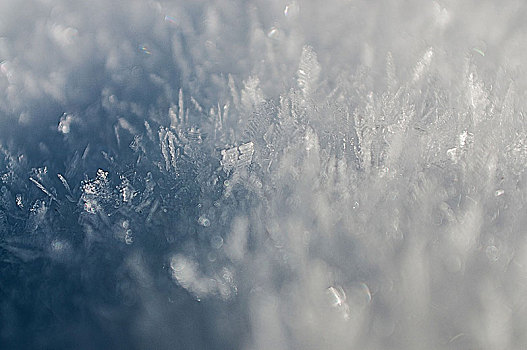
[220,142,254,173]
[297,45,321,98]
[2,2,527,349]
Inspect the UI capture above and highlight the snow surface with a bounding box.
[1,0,527,349]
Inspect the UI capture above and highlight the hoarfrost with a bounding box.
[297,46,321,99]
[220,142,254,173]
[1,1,527,349]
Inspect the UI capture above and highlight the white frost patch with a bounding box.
[220,142,254,173]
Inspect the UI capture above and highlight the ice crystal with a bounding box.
[1,1,527,349]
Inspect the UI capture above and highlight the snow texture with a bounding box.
[1,0,527,349]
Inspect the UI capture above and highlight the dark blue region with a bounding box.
[0,111,252,349]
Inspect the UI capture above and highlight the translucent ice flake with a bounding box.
[29,177,57,201]
[304,127,319,151]
[159,128,180,172]
[58,113,74,134]
[297,46,321,97]
[238,142,254,164]
[412,47,433,83]
[119,180,134,203]
[220,147,238,172]
[458,130,471,148]
[447,131,473,163]
[80,168,113,214]
[326,286,350,320]
[220,142,254,173]
[447,147,459,163]
[15,194,23,208]
[327,286,346,307]
[57,174,72,193]
[467,73,489,119]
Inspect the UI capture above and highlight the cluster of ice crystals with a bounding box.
[220,142,254,173]
[1,1,527,348]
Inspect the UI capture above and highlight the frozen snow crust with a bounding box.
[1,0,527,349]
